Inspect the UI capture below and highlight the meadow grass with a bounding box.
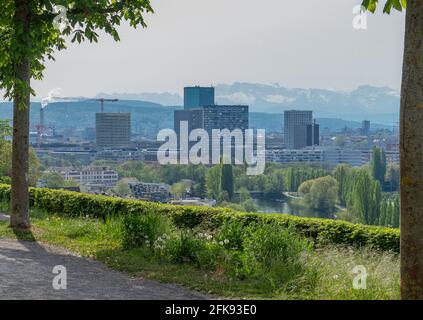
[0,204,400,300]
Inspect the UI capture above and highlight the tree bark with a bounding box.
[400,0,423,300]
[10,0,31,230]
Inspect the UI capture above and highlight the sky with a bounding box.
[5,0,407,99]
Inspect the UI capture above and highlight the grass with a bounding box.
[0,204,400,300]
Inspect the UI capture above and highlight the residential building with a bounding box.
[361,148,399,165]
[50,166,119,187]
[129,182,171,202]
[96,149,144,163]
[322,147,364,167]
[266,148,323,164]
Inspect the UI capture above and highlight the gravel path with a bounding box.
[0,238,210,300]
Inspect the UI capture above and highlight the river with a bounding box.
[252,197,320,218]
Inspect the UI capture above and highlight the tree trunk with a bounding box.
[400,0,423,300]
[10,0,31,230]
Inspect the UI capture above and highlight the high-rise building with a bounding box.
[184,86,215,110]
[306,121,320,146]
[362,120,371,136]
[284,110,313,149]
[174,109,204,150]
[202,105,249,135]
[96,113,131,148]
[174,106,249,141]
[174,86,249,163]
[174,109,204,136]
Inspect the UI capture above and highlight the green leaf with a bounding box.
[383,0,393,13]
[362,0,378,13]
[400,0,407,9]
[392,0,403,11]
[368,0,378,13]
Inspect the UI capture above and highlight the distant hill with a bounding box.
[95,92,182,107]
[101,83,399,125]
[0,99,391,138]
[0,100,179,138]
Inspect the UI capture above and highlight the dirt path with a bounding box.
[0,238,209,300]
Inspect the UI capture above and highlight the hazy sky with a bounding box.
[10,0,408,98]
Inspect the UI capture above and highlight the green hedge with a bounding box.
[0,184,400,252]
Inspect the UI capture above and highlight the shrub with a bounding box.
[166,231,206,265]
[0,184,400,252]
[216,220,245,251]
[241,223,316,293]
[121,211,169,249]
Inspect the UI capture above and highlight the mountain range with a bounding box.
[97,82,400,125]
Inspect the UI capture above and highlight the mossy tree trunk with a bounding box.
[400,0,423,300]
[10,0,31,230]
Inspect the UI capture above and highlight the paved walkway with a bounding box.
[0,238,209,300]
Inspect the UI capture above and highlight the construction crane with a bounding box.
[37,96,80,148]
[92,98,119,113]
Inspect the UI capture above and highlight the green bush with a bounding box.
[166,231,206,265]
[216,220,245,251]
[241,223,315,293]
[121,211,169,249]
[0,184,400,252]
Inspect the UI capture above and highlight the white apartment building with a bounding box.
[50,167,119,187]
[266,147,399,167]
[322,147,364,167]
[361,149,399,165]
[266,148,323,164]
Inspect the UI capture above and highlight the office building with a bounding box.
[174,105,249,159]
[184,86,215,110]
[174,109,204,136]
[96,113,131,148]
[306,121,320,146]
[174,86,249,163]
[284,110,313,149]
[175,87,248,139]
[362,120,371,136]
[202,105,249,135]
